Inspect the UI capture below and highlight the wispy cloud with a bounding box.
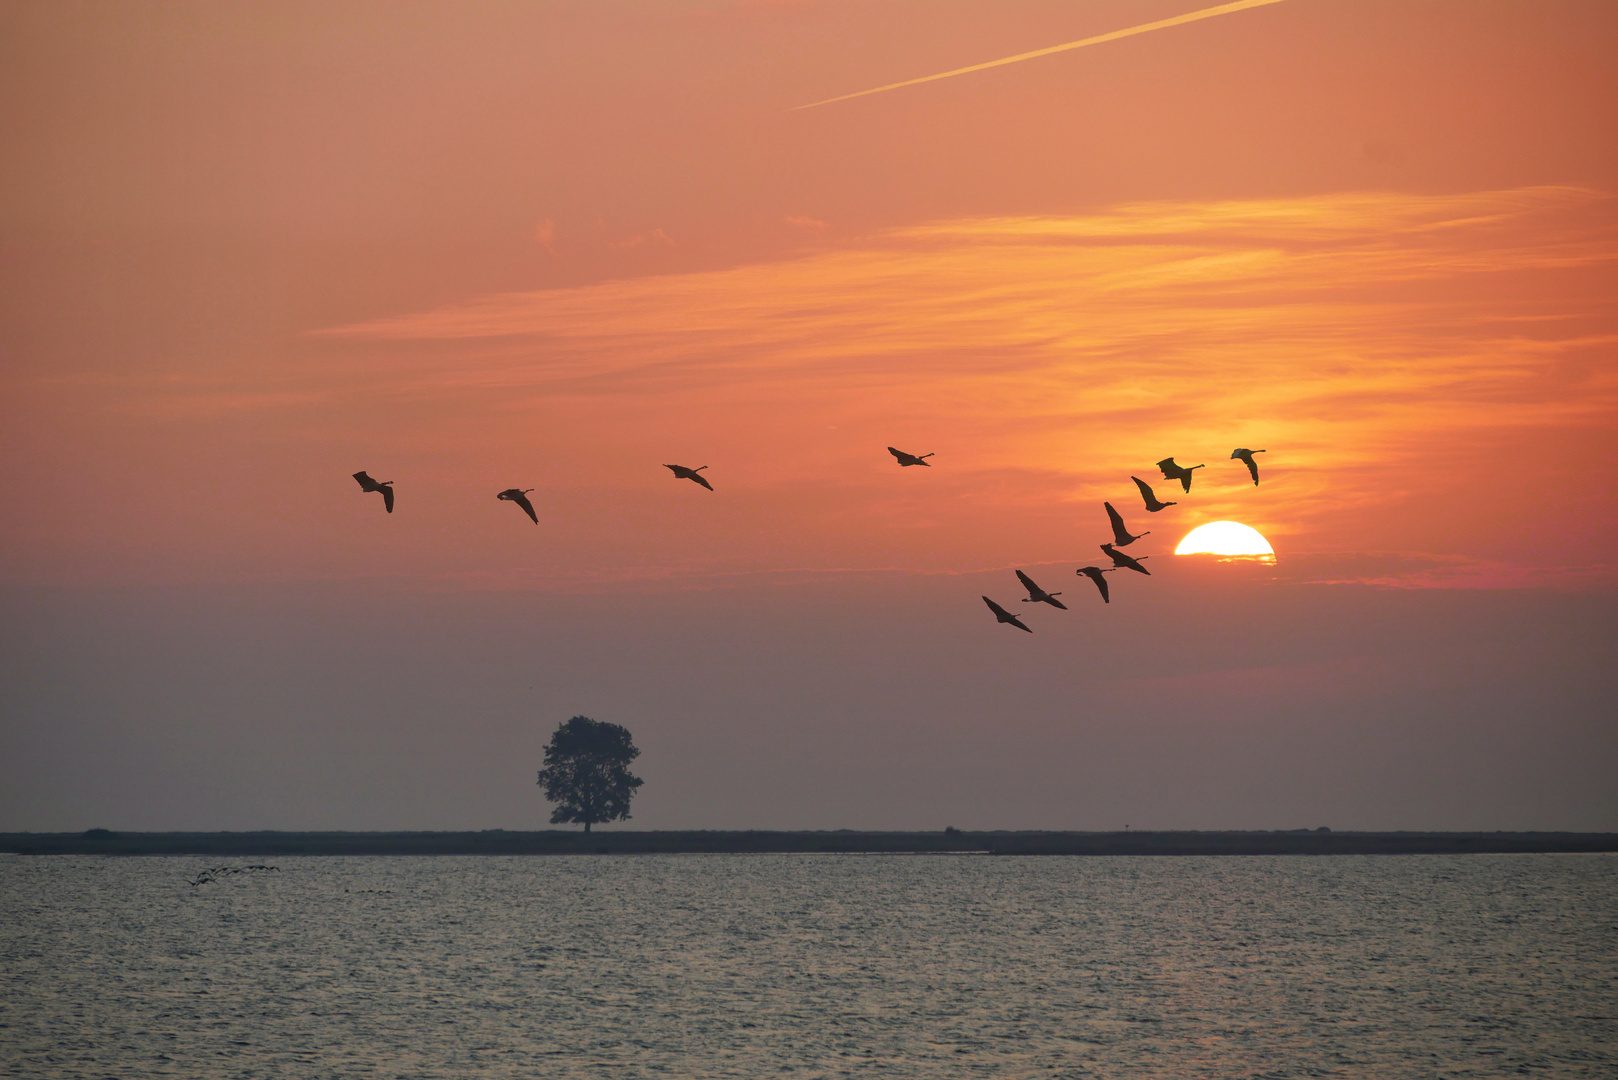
[795,0,1292,110]
[313,186,1618,585]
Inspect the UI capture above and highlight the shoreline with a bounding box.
[3,830,1615,857]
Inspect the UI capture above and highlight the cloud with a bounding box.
[534,218,558,255]
[612,227,677,250]
[795,0,1293,109]
[784,214,828,232]
[313,186,1618,585]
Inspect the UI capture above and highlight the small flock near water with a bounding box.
[187,864,279,888]
[351,444,1268,633]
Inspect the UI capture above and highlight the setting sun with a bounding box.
[1175,521,1275,559]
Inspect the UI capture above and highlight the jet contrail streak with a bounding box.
[794,0,1292,110]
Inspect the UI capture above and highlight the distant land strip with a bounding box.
[3,831,1616,857]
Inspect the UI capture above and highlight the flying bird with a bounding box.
[982,595,1033,632]
[664,464,713,491]
[1231,448,1267,485]
[1104,502,1149,547]
[497,488,538,524]
[888,447,934,467]
[1131,476,1177,512]
[1015,570,1067,610]
[1156,457,1205,493]
[1100,543,1151,575]
[352,471,394,513]
[1076,565,1116,603]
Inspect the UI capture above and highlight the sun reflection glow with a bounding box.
[1176,521,1275,561]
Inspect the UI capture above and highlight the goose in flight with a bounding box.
[1104,502,1149,547]
[497,488,538,524]
[1100,543,1150,575]
[352,471,394,513]
[1156,457,1205,493]
[1015,570,1067,610]
[982,595,1033,632]
[1076,565,1116,603]
[1131,476,1177,512]
[1231,448,1266,485]
[888,446,934,467]
[664,464,713,491]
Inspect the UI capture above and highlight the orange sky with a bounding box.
[2,1,1615,830]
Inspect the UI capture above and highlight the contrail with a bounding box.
[794,0,1292,110]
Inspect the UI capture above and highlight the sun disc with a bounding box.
[1175,521,1274,559]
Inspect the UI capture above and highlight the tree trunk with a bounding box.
[584,821,591,833]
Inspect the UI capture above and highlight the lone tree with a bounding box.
[536,716,644,832]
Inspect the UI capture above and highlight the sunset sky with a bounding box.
[3,0,1615,831]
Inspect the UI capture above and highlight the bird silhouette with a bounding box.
[497,488,538,524]
[1015,570,1067,609]
[1104,502,1149,547]
[1131,476,1177,512]
[1100,543,1150,575]
[664,464,713,491]
[1156,457,1205,493]
[888,447,934,467]
[352,471,394,513]
[1076,565,1117,603]
[982,595,1033,632]
[1231,448,1266,485]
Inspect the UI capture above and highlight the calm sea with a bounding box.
[1,854,1613,1078]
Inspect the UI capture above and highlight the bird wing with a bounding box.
[381,485,394,513]
[982,596,1010,619]
[1078,567,1111,602]
[1015,569,1039,597]
[693,474,714,491]
[1131,476,1155,507]
[1244,457,1260,484]
[353,471,375,490]
[1156,458,1180,479]
[1105,502,1129,544]
[888,446,905,461]
[1046,596,1068,610]
[512,491,538,523]
[1009,614,1032,632]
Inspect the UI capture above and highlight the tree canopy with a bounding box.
[536,716,644,832]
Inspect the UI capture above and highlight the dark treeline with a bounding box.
[4,830,1616,857]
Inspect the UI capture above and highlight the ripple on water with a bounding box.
[1,853,1614,1078]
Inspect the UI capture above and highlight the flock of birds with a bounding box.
[187,864,279,888]
[350,444,1267,635]
[978,447,1267,632]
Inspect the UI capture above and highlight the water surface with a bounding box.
[2,854,1613,1077]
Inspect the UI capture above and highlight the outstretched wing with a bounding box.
[982,595,1010,619]
[1079,568,1111,603]
[1243,456,1260,484]
[353,471,376,491]
[888,446,905,461]
[1131,476,1156,509]
[1104,502,1130,545]
[513,491,538,523]
[381,485,394,513]
[1155,458,1178,479]
[692,473,714,491]
[1015,569,1038,597]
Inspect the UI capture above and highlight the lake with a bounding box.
[2,854,1613,1077]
